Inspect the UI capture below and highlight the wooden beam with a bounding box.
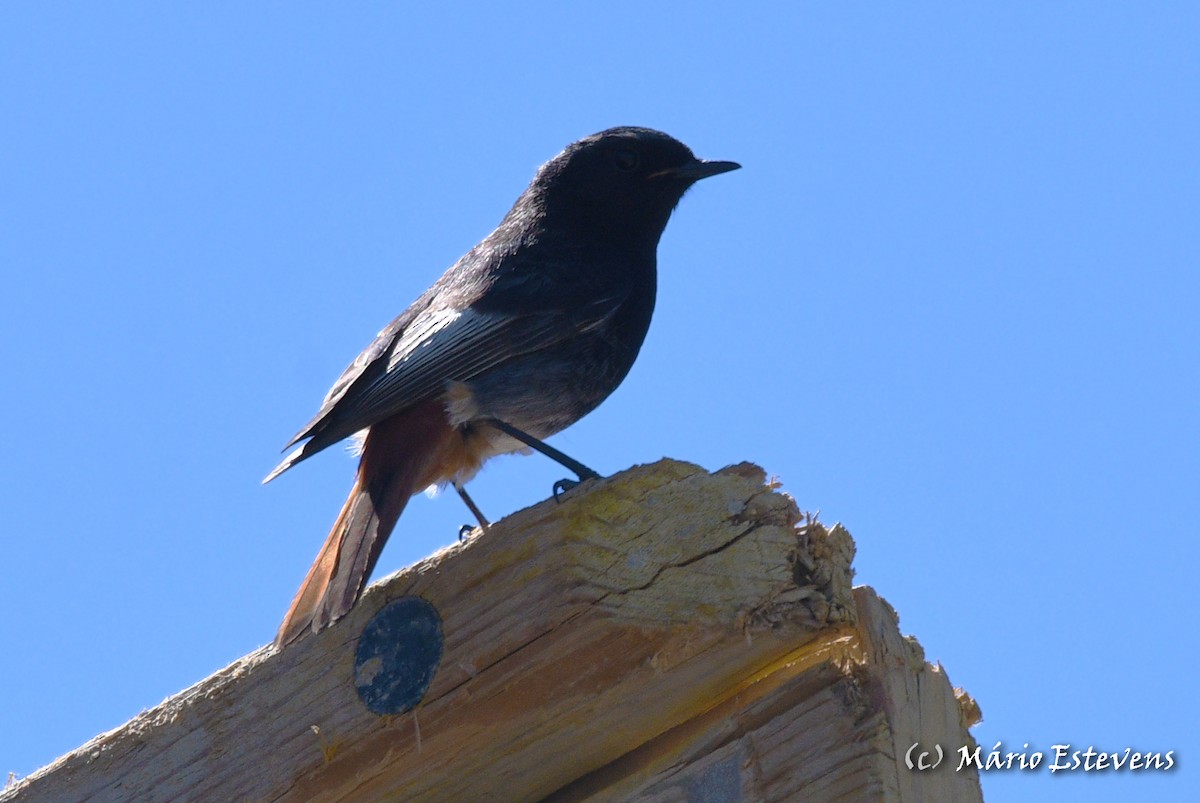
[3,459,982,802]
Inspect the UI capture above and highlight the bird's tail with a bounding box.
[273,473,404,646]
[274,401,464,647]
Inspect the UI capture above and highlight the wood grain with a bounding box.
[2,459,980,802]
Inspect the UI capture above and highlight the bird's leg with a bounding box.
[483,419,602,501]
[454,481,490,541]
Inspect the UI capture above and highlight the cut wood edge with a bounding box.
[1,459,981,803]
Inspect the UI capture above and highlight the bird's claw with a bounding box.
[458,524,475,541]
[552,465,600,504]
[553,478,579,501]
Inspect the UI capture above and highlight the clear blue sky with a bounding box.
[2,4,1196,800]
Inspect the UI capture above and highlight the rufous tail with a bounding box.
[274,467,412,646]
[275,401,460,647]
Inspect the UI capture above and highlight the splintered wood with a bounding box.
[3,460,982,802]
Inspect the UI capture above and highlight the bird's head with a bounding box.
[526,127,740,247]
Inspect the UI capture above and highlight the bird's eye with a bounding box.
[613,148,640,172]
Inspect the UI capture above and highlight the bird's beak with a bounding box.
[652,159,742,181]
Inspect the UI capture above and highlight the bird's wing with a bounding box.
[264,291,624,483]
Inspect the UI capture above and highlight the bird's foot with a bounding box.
[552,468,602,502]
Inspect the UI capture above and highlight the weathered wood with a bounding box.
[2,459,981,802]
[546,587,983,802]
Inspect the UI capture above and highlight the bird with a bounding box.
[265,127,739,646]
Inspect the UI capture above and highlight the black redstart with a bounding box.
[266,127,739,645]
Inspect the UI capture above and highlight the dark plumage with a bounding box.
[268,127,739,645]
